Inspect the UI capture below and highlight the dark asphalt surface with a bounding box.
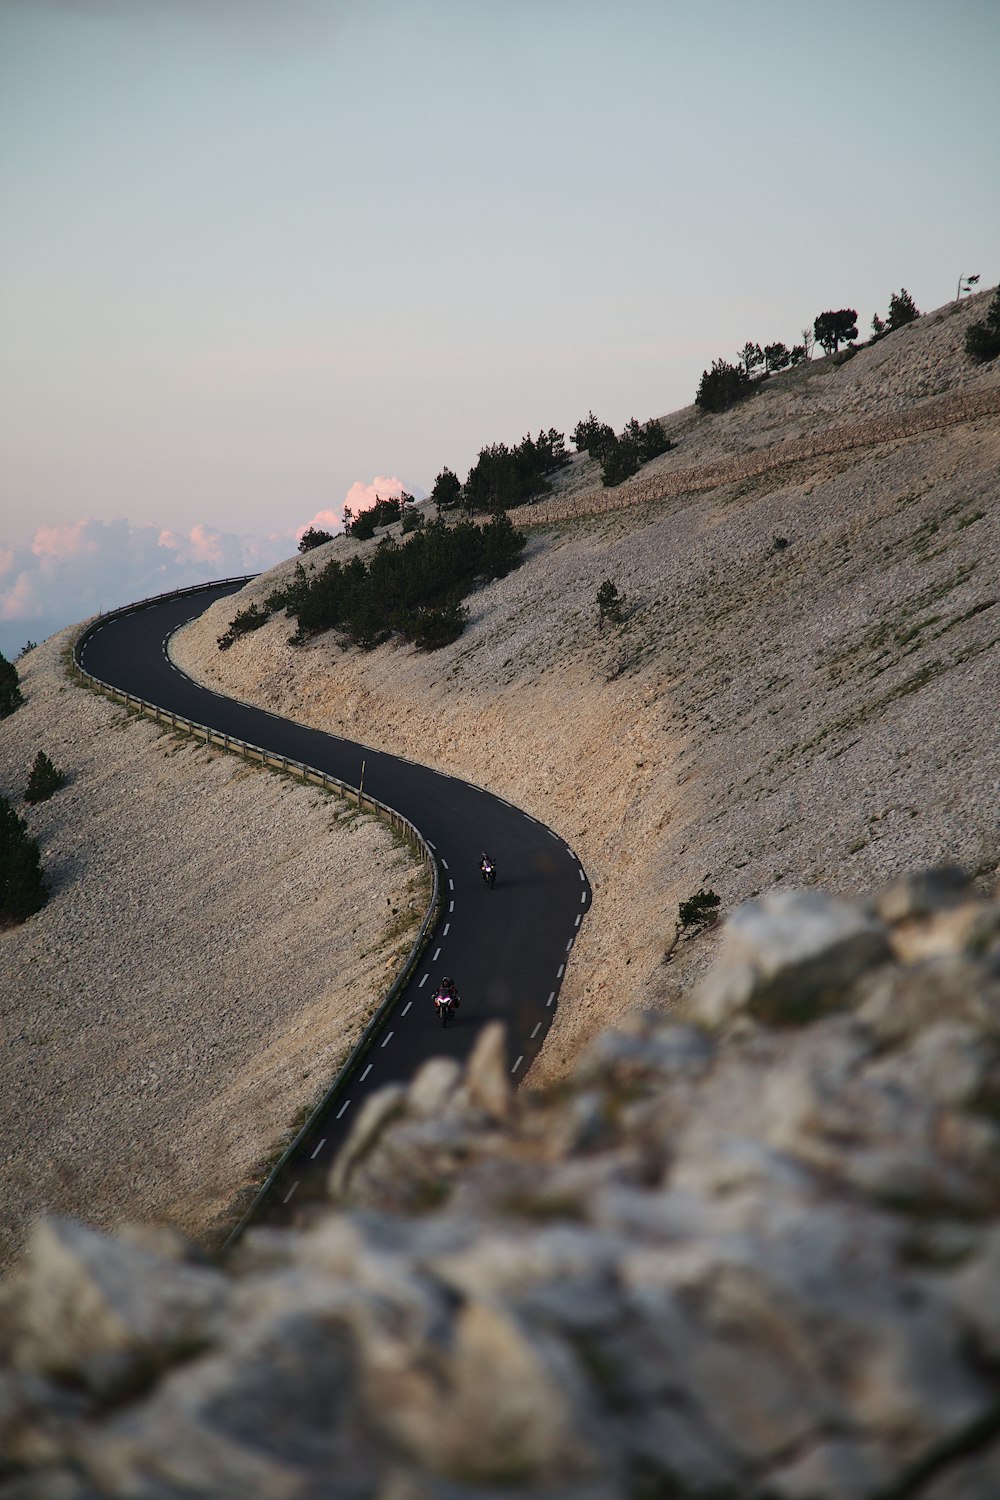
[78,582,591,1227]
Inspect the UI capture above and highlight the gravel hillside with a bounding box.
[172,290,1000,1084]
[0,633,428,1270]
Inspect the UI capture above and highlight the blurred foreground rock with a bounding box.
[3,869,1000,1498]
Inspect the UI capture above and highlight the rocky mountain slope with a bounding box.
[4,870,1000,1498]
[172,289,1000,1084]
[0,635,428,1270]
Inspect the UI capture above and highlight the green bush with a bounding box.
[596,580,625,626]
[0,651,23,718]
[430,467,462,510]
[0,794,47,924]
[462,430,568,513]
[217,602,272,651]
[25,751,65,805]
[695,358,751,413]
[298,526,334,552]
[285,513,525,651]
[600,441,640,488]
[678,889,721,931]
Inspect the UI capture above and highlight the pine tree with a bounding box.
[0,794,47,924]
[0,651,23,718]
[596,579,625,627]
[25,750,65,806]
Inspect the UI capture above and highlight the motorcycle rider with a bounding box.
[436,975,459,1008]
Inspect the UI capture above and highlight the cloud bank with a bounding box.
[1,475,425,657]
[0,517,292,657]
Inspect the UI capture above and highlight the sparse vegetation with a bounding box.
[217,602,272,651]
[695,358,751,413]
[430,467,462,510]
[0,651,24,718]
[298,526,334,552]
[664,888,721,961]
[24,751,65,805]
[871,288,920,339]
[270,513,526,651]
[0,793,47,924]
[462,431,569,513]
[964,285,1000,363]
[596,580,625,628]
[813,309,858,355]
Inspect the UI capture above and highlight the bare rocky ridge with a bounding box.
[171,289,1000,1084]
[3,872,1000,1498]
[0,632,427,1271]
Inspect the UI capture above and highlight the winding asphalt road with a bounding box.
[77,581,591,1226]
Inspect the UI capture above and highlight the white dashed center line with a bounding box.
[547,991,556,1007]
[336,1099,352,1119]
[402,1000,412,1016]
[531,1022,541,1039]
[381,1031,394,1048]
[310,1138,326,1160]
[419,974,429,987]
[361,1064,373,1080]
[557,964,565,979]
[432,947,441,961]
[511,1055,524,1074]
[283,1181,299,1204]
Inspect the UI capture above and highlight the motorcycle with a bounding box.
[481,858,497,889]
[433,988,458,1027]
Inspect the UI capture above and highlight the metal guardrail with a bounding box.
[71,579,442,1248]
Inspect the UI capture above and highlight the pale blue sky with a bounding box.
[1,0,998,651]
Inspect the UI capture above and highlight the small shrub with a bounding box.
[664,888,722,962]
[965,286,1000,363]
[600,440,640,488]
[401,506,424,534]
[596,580,625,627]
[0,794,47,924]
[678,889,721,932]
[695,358,751,413]
[217,602,272,651]
[25,751,65,805]
[872,288,920,340]
[0,651,23,718]
[401,600,467,651]
[16,641,38,660]
[298,526,334,552]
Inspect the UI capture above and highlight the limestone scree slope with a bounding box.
[173,289,1000,1083]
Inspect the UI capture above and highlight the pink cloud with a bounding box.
[343,475,411,515]
[188,524,226,564]
[294,508,342,541]
[31,518,101,561]
[294,478,426,542]
[0,572,41,621]
[0,515,295,654]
